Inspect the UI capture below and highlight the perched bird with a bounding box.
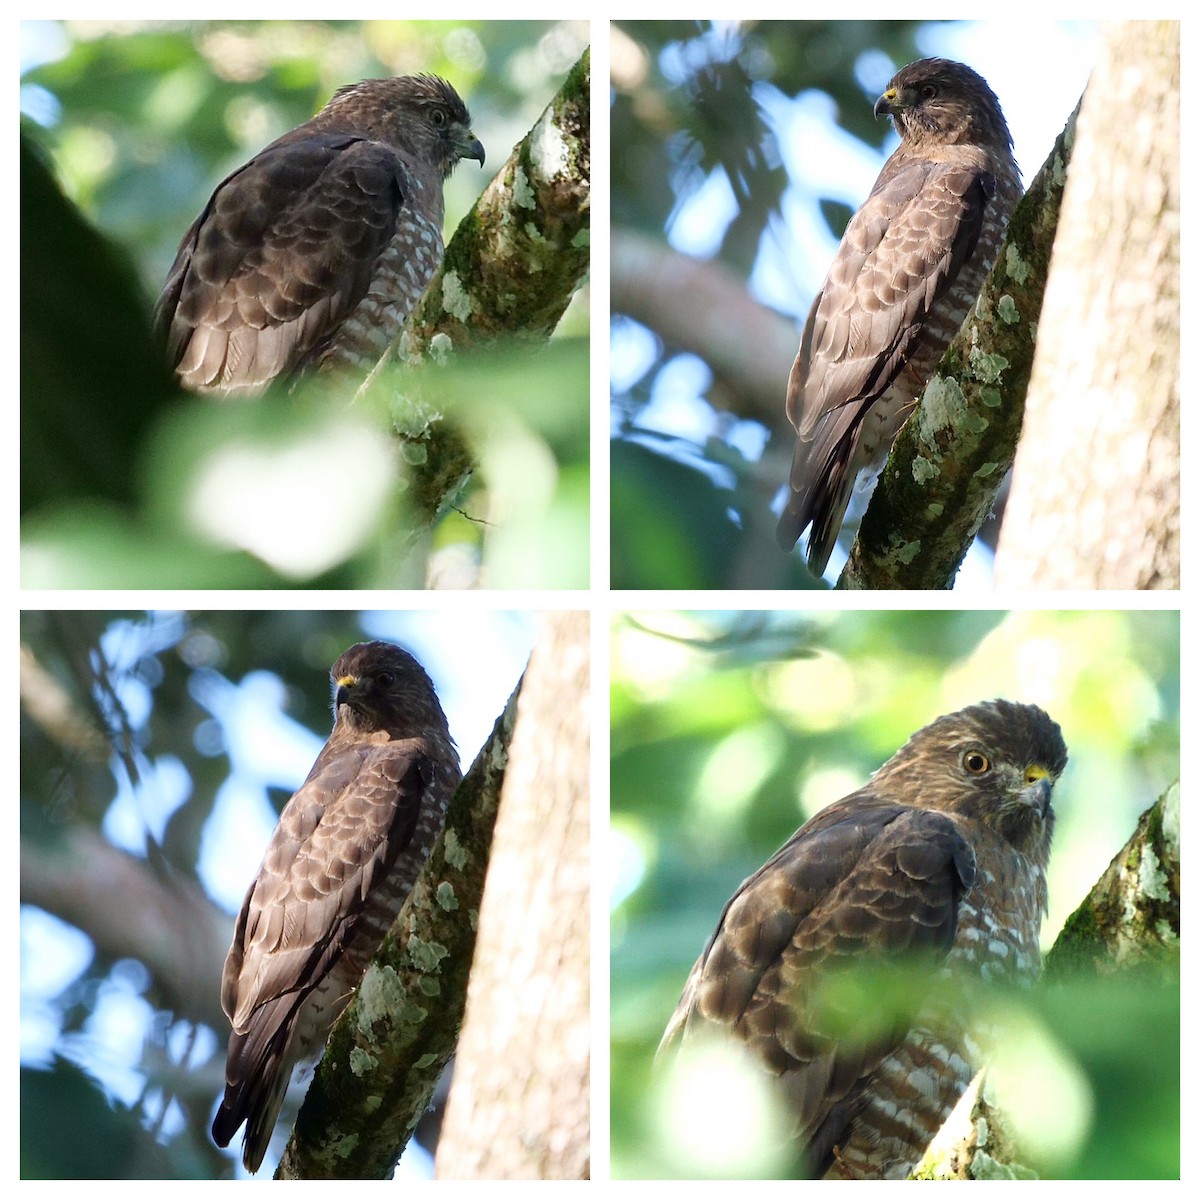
[211,641,461,1173]
[156,75,485,393]
[776,59,1022,575]
[660,699,1067,1178]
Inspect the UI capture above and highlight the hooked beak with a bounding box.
[461,131,485,168]
[335,673,359,709]
[1017,768,1055,819]
[873,84,907,120]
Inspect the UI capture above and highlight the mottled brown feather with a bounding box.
[211,641,460,1173]
[661,699,1067,1178]
[776,59,1022,575]
[156,75,484,394]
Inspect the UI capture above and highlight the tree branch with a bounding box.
[359,47,591,532]
[837,100,1081,590]
[611,228,795,426]
[1044,785,1180,980]
[20,823,230,1033]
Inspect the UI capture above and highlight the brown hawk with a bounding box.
[660,699,1067,1178]
[775,59,1022,575]
[211,641,461,1173]
[156,75,484,393]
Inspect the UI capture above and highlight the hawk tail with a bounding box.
[211,1017,296,1173]
[776,445,855,578]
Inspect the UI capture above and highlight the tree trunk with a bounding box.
[435,611,591,1179]
[993,20,1180,589]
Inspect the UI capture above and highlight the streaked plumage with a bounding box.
[776,59,1022,575]
[211,641,460,1173]
[156,75,484,393]
[661,699,1067,1178]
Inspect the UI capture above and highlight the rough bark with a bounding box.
[277,680,523,1179]
[910,1071,1036,1181]
[1044,784,1180,980]
[993,20,1180,589]
[435,611,590,1180]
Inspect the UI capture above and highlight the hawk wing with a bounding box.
[156,133,410,391]
[661,801,975,1176]
[777,158,995,552]
[211,738,431,1162]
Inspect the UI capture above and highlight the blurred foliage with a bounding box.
[20,20,590,589]
[21,611,388,1178]
[645,961,1179,1180]
[21,135,178,513]
[611,437,819,590]
[612,19,923,267]
[610,609,1180,1178]
[611,20,930,588]
[21,609,529,1178]
[21,1057,190,1179]
[1031,965,1179,1179]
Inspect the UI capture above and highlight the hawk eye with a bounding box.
[921,84,938,100]
[963,751,991,775]
[375,671,395,688]
[431,108,448,127]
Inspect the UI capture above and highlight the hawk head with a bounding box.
[874,698,1067,862]
[873,57,1013,153]
[329,640,453,742]
[326,74,485,177]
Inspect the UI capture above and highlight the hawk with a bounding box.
[211,640,461,1173]
[660,699,1067,1178]
[156,75,485,393]
[775,59,1022,575]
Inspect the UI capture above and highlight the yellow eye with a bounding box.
[963,751,991,775]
